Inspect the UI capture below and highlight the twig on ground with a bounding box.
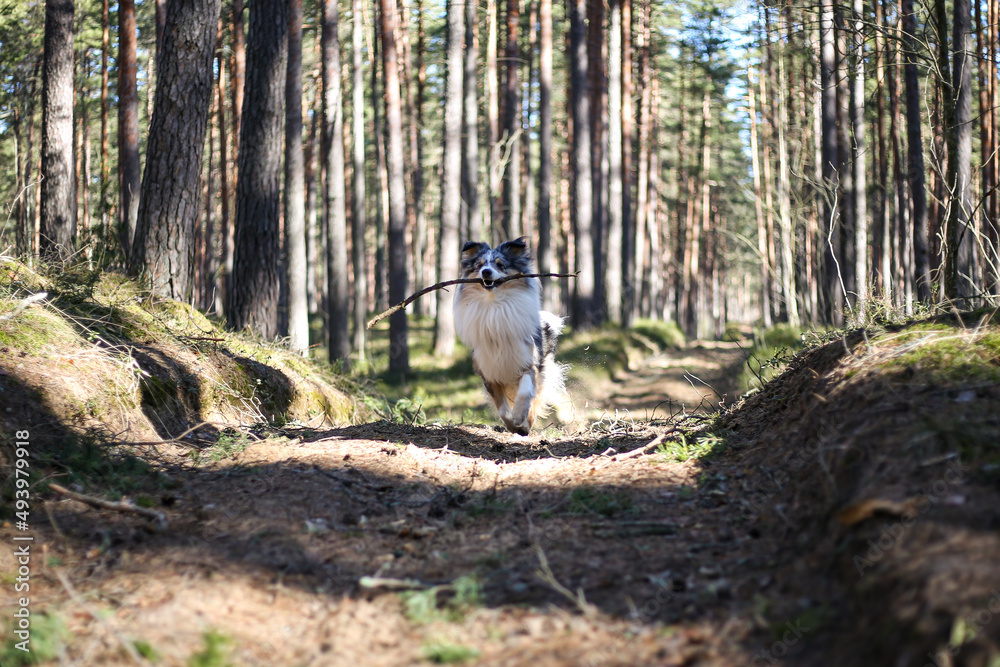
[359,575,432,591]
[49,483,168,530]
[534,546,597,617]
[366,272,578,329]
[129,421,216,449]
[617,433,668,460]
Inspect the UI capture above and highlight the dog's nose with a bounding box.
[481,268,493,279]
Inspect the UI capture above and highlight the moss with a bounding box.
[879,329,1000,385]
[631,318,686,350]
[0,306,84,355]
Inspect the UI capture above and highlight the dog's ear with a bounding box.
[498,237,529,257]
[462,241,489,257]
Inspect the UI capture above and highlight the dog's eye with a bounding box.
[495,260,505,270]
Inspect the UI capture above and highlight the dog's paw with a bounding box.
[510,421,530,436]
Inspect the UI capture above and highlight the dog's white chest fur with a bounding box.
[454,285,540,384]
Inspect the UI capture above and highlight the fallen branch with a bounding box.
[534,546,597,617]
[0,291,48,322]
[366,272,578,329]
[49,483,168,530]
[617,433,668,460]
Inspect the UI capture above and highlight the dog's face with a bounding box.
[460,237,535,291]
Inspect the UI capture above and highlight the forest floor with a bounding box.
[2,273,1000,666]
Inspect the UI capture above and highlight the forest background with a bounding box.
[1,0,997,375]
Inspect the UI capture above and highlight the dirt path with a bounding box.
[576,341,746,420]
[3,343,786,667]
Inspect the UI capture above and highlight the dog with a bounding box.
[453,237,568,435]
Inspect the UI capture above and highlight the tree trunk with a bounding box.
[521,0,537,242]
[78,49,92,264]
[944,0,974,301]
[381,0,410,375]
[434,0,464,356]
[620,0,634,326]
[285,0,309,354]
[231,0,246,168]
[215,34,231,316]
[819,0,842,325]
[320,0,351,370]
[202,94,216,311]
[587,0,605,315]
[889,1,913,311]
[569,0,597,328]
[323,0,350,365]
[979,0,996,297]
[461,0,481,242]
[21,61,40,258]
[872,0,890,301]
[40,0,76,262]
[749,66,771,327]
[606,0,624,325]
[501,0,520,239]
[352,0,368,358]
[902,0,930,302]
[776,36,798,326]
[130,0,222,300]
[100,0,110,244]
[486,0,500,238]
[227,0,288,336]
[851,0,868,311]
[399,0,427,310]
[117,0,140,262]
[369,0,389,312]
[537,0,554,310]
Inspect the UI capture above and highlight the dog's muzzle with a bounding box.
[480,269,499,289]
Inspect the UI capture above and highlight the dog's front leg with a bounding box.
[484,380,518,433]
[510,372,536,436]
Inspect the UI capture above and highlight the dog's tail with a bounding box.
[538,311,574,423]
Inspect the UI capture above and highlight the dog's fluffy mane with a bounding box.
[453,238,569,432]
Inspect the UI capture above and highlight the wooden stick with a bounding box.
[49,483,168,530]
[365,272,579,329]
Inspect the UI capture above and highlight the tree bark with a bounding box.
[215,30,232,316]
[501,0,521,239]
[352,0,368,358]
[944,0,974,301]
[851,0,868,310]
[749,66,771,327]
[606,0,624,324]
[285,0,309,354]
[130,0,222,300]
[100,0,110,243]
[461,0,481,241]
[231,0,246,167]
[569,0,597,328]
[381,0,410,374]
[118,0,140,262]
[486,0,500,238]
[819,0,843,324]
[902,0,930,302]
[323,0,350,365]
[434,0,465,356]
[620,0,634,326]
[227,0,288,336]
[40,0,76,262]
[537,0,554,310]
